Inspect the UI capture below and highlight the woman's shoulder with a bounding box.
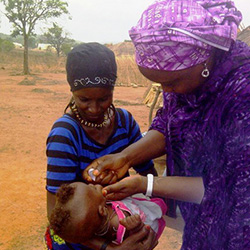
[115,107,137,128]
[52,114,79,127]
[115,107,131,116]
[115,107,131,120]
[215,41,250,103]
[228,40,250,73]
[49,114,82,136]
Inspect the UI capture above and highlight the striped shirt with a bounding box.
[46,108,153,193]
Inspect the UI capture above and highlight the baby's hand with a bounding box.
[120,214,145,233]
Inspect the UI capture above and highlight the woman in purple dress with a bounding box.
[84,0,250,249]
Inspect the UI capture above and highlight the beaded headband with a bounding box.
[73,77,115,89]
[66,42,117,91]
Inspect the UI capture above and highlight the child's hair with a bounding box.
[49,184,76,236]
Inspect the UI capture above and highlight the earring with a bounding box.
[201,63,209,78]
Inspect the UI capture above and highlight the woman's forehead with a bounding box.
[138,66,184,82]
[73,87,113,97]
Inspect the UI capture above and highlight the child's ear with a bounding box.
[98,205,107,217]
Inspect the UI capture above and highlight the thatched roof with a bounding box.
[237,26,250,46]
[106,41,135,56]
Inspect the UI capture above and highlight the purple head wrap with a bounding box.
[129,0,242,71]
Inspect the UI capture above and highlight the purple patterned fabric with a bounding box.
[150,40,250,249]
[129,0,242,71]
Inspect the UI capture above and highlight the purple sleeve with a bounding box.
[149,107,166,135]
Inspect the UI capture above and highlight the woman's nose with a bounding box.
[88,102,100,114]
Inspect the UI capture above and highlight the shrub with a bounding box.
[0,39,15,52]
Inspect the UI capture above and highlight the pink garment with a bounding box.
[108,196,167,244]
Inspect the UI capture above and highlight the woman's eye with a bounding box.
[100,97,108,102]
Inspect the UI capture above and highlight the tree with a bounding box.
[0,38,15,52]
[0,0,69,74]
[44,22,70,57]
[28,36,37,49]
[61,42,73,56]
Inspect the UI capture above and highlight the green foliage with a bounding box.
[0,38,15,52]
[61,43,72,56]
[43,22,70,56]
[28,36,37,48]
[0,34,38,48]
[1,0,69,37]
[0,0,70,74]
[0,33,12,40]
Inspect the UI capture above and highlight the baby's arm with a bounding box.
[81,217,156,250]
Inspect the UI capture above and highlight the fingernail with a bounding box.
[93,169,99,176]
[102,189,107,196]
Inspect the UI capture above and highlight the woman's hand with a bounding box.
[83,214,157,250]
[109,219,158,250]
[83,152,131,185]
[83,130,166,185]
[103,175,147,200]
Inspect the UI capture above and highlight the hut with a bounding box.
[237,26,250,46]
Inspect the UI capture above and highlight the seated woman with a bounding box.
[49,182,167,247]
[45,42,157,250]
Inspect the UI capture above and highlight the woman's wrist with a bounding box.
[120,150,132,170]
[138,175,148,194]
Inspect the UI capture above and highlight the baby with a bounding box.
[49,182,167,244]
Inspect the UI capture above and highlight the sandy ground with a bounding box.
[0,69,184,250]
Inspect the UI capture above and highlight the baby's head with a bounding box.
[49,182,107,243]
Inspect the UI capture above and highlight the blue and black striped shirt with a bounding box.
[46,108,153,193]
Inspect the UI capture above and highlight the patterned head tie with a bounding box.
[129,0,242,71]
[66,43,117,91]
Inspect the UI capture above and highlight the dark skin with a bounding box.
[72,87,115,145]
[47,190,157,250]
[83,130,163,184]
[47,87,158,249]
[138,61,211,94]
[72,86,157,176]
[56,183,153,244]
[73,87,157,184]
[83,54,216,185]
[80,58,215,218]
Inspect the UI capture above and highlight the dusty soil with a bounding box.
[0,69,184,250]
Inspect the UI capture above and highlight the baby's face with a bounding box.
[73,182,106,209]
[66,182,106,243]
[83,183,106,205]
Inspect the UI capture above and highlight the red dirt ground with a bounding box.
[0,69,184,250]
